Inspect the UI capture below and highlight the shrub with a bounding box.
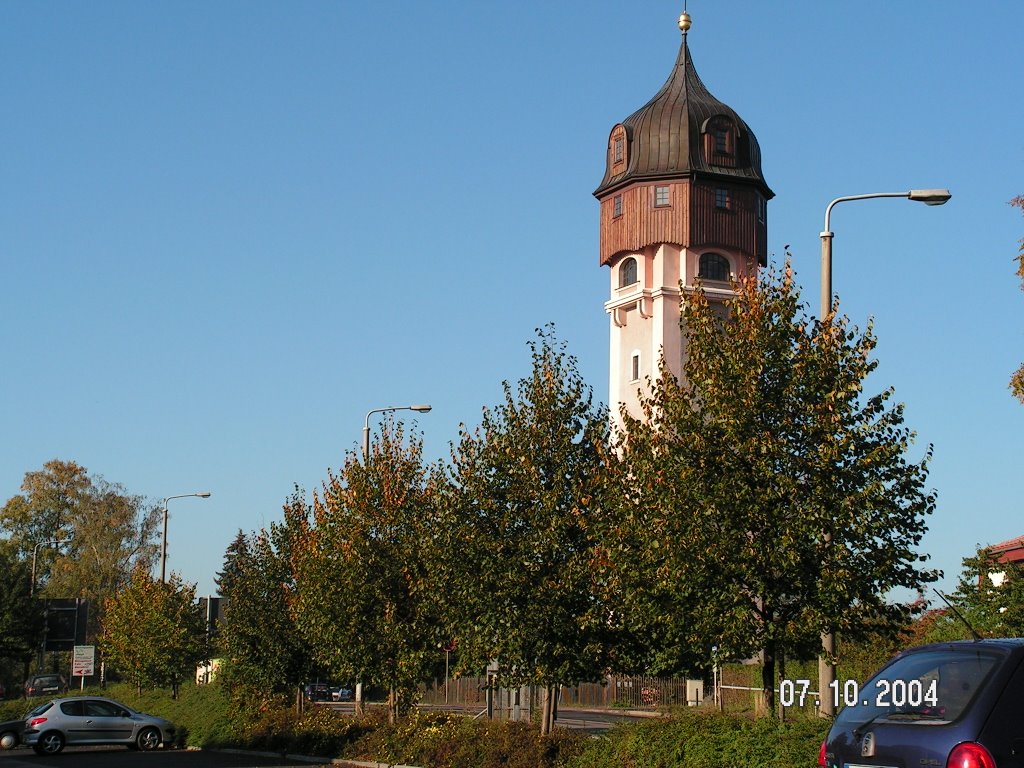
[565,710,829,768]
[343,711,587,768]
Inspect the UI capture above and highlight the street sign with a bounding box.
[72,645,95,677]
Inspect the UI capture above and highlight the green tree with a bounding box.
[1,459,160,637]
[617,265,938,712]
[293,420,442,724]
[441,326,614,735]
[925,547,1024,642]
[101,566,208,696]
[1010,196,1024,403]
[0,552,45,663]
[216,490,312,707]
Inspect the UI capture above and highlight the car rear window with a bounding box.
[27,702,52,717]
[834,648,1001,728]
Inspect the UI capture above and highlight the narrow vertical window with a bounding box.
[714,128,729,154]
[757,194,766,223]
[715,188,731,210]
[613,136,624,164]
[630,353,640,382]
[654,186,670,207]
[613,194,623,218]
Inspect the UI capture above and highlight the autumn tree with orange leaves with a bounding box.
[292,419,443,724]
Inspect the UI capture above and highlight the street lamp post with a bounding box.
[30,539,65,597]
[817,187,950,717]
[160,492,212,583]
[820,189,952,320]
[362,404,433,461]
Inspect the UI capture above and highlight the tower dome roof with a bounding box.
[594,36,773,199]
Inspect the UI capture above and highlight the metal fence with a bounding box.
[418,674,702,711]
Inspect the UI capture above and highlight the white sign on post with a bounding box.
[72,645,95,677]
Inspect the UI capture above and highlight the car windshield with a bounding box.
[834,647,1000,728]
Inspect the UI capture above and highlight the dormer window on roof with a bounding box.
[609,125,628,175]
[702,115,737,168]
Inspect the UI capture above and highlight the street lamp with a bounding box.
[160,492,212,583]
[820,189,951,319]
[817,187,950,716]
[30,539,65,597]
[362,404,432,461]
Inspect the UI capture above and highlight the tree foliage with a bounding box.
[1,459,160,636]
[0,552,45,662]
[293,420,442,723]
[216,490,312,703]
[617,265,938,710]
[441,326,614,734]
[924,547,1024,642]
[1010,196,1024,404]
[101,566,208,694]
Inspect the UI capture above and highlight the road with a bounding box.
[0,747,311,768]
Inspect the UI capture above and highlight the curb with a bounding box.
[216,748,424,768]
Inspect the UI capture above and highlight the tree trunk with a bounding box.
[540,684,556,735]
[762,639,776,716]
[777,648,786,721]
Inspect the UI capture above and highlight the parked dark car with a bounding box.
[23,674,68,698]
[0,719,22,750]
[23,696,175,754]
[820,638,1024,768]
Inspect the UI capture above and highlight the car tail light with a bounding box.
[28,717,47,728]
[947,742,996,768]
[818,739,827,767]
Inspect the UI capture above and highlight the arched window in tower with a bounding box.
[699,252,730,282]
[618,257,638,288]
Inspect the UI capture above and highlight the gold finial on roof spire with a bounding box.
[678,7,691,35]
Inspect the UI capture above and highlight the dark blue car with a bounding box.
[820,638,1024,768]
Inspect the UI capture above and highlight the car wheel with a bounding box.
[0,731,17,750]
[33,731,64,755]
[136,727,161,751]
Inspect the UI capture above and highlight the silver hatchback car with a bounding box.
[23,696,176,754]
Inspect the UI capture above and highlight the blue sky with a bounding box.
[2,1,1022,600]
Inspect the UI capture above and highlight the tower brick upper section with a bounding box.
[594,36,773,267]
